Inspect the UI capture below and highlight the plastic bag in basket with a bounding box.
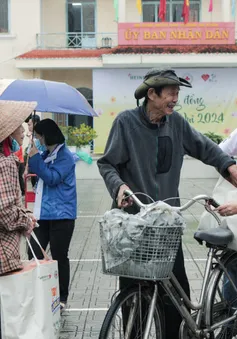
[99,208,147,269]
[99,201,186,273]
[133,202,186,264]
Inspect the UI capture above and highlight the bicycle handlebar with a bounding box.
[124,190,220,212]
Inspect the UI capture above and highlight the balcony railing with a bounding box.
[36,32,118,49]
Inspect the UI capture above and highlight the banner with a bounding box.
[93,68,237,154]
[118,22,235,46]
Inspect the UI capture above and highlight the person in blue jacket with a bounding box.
[28,118,77,311]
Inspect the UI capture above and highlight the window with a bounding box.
[67,0,96,47]
[0,0,9,33]
[142,0,200,23]
[67,0,95,33]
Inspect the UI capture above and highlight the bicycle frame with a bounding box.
[161,247,216,337]
[142,247,237,339]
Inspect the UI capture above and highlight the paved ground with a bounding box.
[22,177,217,338]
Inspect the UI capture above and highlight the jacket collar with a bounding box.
[138,103,169,129]
[44,143,64,163]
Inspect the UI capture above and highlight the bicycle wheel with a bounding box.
[205,251,237,339]
[99,285,164,339]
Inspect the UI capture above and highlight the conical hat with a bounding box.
[0,100,37,143]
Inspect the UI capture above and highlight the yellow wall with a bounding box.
[201,0,222,21]
[97,0,117,32]
[41,0,66,33]
[0,0,40,78]
[126,0,142,22]
[41,69,92,88]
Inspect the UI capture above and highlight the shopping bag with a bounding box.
[0,232,61,339]
[198,176,237,251]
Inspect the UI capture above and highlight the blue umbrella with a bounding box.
[0,79,98,117]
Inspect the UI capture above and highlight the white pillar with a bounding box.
[118,0,126,22]
[222,0,232,22]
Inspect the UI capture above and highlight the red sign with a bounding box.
[118,22,235,46]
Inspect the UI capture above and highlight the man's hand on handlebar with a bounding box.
[117,184,134,208]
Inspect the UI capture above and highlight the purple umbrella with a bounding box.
[0,79,98,117]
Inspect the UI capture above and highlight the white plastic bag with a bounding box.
[0,232,61,339]
[198,176,237,251]
[100,201,186,271]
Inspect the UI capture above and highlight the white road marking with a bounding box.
[77,215,202,219]
[77,215,103,218]
[185,258,206,261]
[70,258,206,262]
[70,259,101,262]
[65,308,108,312]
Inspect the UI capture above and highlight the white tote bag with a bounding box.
[198,176,237,251]
[0,232,61,339]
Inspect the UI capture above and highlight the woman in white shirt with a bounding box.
[218,130,237,216]
[217,130,237,309]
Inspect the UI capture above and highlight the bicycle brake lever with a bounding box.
[207,198,220,209]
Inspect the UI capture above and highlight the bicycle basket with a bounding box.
[100,202,185,280]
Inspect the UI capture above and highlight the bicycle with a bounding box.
[99,191,237,339]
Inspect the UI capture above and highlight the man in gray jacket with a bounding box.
[97,69,237,339]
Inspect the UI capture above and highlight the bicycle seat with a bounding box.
[194,227,233,246]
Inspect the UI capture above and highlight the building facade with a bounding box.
[0,0,236,153]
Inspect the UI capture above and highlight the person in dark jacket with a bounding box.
[28,119,77,311]
[97,69,237,339]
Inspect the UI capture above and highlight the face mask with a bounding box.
[39,144,47,153]
[34,138,47,153]
[11,138,20,152]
